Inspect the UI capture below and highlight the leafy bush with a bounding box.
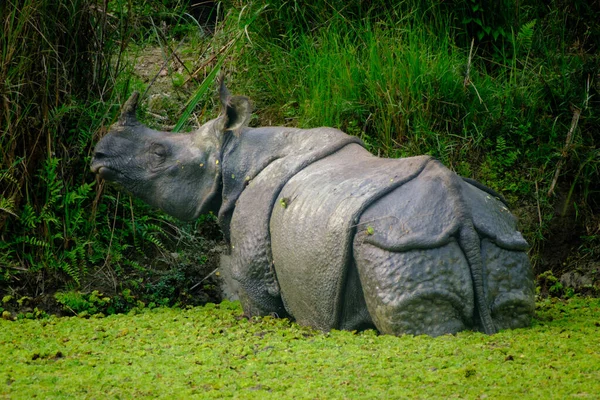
[54,290,111,316]
[0,0,221,307]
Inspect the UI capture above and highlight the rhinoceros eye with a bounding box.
[149,143,168,168]
[150,143,167,157]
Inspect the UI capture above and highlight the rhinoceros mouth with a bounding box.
[91,164,120,181]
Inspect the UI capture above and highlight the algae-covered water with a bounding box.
[1,298,599,399]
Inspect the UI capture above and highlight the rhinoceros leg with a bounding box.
[353,237,475,336]
[337,260,376,332]
[459,182,535,331]
[458,222,497,334]
[222,244,289,319]
[481,239,535,330]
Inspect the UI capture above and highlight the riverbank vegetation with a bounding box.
[1,0,599,312]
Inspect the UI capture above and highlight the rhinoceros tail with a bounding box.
[459,222,496,334]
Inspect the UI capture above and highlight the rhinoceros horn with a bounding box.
[118,91,140,126]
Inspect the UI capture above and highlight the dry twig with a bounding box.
[547,107,581,197]
[463,39,488,112]
[535,181,542,228]
[184,37,237,85]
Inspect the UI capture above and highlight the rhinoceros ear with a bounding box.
[224,95,252,133]
[218,78,252,136]
[118,91,140,126]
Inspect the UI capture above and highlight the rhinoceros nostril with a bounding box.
[93,151,107,160]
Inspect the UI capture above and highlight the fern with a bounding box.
[14,236,49,251]
[0,196,17,217]
[123,259,148,273]
[495,136,520,168]
[77,128,93,152]
[76,182,94,197]
[58,243,90,285]
[57,259,80,285]
[65,182,94,205]
[143,233,167,251]
[517,20,536,47]
[0,158,23,188]
[40,209,59,227]
[496,136,508,154]
[145,223,167,234]
[50,232,65,242]
[0,170,19,187]
[39,158,63,208]
[516,19,536,54]
[20,204,38,228]
[2,157,102,284]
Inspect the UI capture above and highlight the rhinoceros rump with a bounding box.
[91,82,535,336]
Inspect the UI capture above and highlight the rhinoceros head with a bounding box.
[91,82,251,220]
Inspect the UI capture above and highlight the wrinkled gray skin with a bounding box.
[91,84,535,336]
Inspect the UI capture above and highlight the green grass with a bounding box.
[1,298,599,398]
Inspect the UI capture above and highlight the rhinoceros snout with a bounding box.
[90,148,120,180]
[90,150,107,172]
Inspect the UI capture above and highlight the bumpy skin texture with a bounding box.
[91,89,535,336]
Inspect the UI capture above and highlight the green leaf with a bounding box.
[173,34,244,133]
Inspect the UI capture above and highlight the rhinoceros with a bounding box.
[91,82,535,336]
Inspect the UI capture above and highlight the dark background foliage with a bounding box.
[0,0,598,316]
